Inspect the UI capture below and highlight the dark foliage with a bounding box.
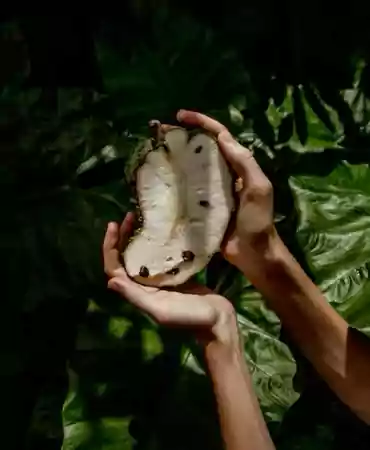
[2,5,370,448]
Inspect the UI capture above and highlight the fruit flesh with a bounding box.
[124,126,234,287]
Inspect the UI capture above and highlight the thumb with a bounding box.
[218,131,252,177]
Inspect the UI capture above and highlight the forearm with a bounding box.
[237,231,370,423]
[204,338,274,450]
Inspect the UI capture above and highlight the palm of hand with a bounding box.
[103,217,233,333]
[115,276,220,328]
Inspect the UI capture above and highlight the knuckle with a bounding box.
[264,178,273,191]
[219,298,235,316]
[248,179,272,199]
[257,179,273,196]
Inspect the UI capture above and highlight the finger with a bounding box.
[177,110,227,135]
[176,110,262,182]
[218,131,265,182]
[110,278,216,328]
[103,222,123,277]
[103,221,119,253]
[108,277,160,317]
[118,212,135,251]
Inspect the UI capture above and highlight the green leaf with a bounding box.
[253,112,276,149]
[344,63,370,128]
[290,162,370,334]
[277,113,294,143]
[267,86,341,152]
[63,418,133,450]
[5,11,370,450]
[271,78,287,108]
[304,85,336,133]
[293,86,308,145]
[316,85,359,142]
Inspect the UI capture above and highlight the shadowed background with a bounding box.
[1,4,370,449]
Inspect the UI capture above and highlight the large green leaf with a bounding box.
[266,86,342,152]
[291,162,370,335]
[273,159,370,450]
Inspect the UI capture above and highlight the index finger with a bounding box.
[118,211,135,251]
[177,110,228,136]
[103,222,123,277]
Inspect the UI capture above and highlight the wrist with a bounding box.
[233,227,283,269]
[204,336,244,373]
[204,309,244,369]
[236,228,312,305]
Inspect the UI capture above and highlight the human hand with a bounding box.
[177,110,278,273]
[103,213,240,349]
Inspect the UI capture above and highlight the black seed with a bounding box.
[199,200,210,207]
[166,267,180,275]
[182,250,195,262]
[195,145,202,153]
[139,266,150,277]
[166,256,173,261]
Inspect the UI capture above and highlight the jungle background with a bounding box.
[2,4,370,449]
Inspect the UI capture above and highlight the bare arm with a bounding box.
[177,110,370,424]
[103,216,275,450]
[237,232,370,424]
[205,335,275,450]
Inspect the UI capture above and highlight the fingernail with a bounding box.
[177,109,185,121]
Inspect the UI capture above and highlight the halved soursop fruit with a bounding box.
[123,121,234,287]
